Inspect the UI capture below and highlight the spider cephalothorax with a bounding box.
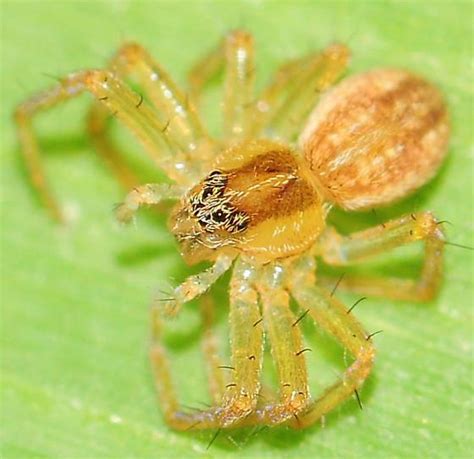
[170,140,326,264]
[16,30,449,433]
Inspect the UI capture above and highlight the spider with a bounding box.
[15,30,449,431]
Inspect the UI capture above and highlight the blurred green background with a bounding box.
[1,1,473,458]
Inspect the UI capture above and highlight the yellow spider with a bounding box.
[15,30,449,431]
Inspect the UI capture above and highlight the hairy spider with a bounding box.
[15,30,449,431]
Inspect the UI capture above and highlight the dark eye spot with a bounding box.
[191,201,203,215]
[234,219,248,232]
[201,187,213,200]
[212,209,226,222]
[197,214,212,227]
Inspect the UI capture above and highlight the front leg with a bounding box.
[150,257,264,430]
[15,70,194,221]
[88,42,216,180]
[255,263,311,426]
[216,258,264,427]
[318,212,445,301]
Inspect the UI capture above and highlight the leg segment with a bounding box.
[200,295,226,404]
[318,212,445,301]
[150,257,264,430]
[222,31,256,142]
[87,102,141,190]
[217,258,264,427]
[87,43,215,177]
[287,255,375,429]
[187,30,256,142]
[15,69,198,220]
[155,254,234,317]
[255,263,311,425]
[115,183,183,223]
[150,304,224,430]
[150,306,184,429]
[15,73,89,221]
[252,43,349,141]
[188,38,225,107]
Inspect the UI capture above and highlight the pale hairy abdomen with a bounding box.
[299,69,450,210]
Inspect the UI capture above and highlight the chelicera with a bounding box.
[15,30,449,431]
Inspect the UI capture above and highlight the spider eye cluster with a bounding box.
[190,170,249,234]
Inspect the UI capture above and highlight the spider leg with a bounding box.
[115,183,183,223]
[150,305,219,430]
[216,258,264,427]
[87,102,141,190]
[200,295,226,404]
[252,43,349,141]
[287,255,375,429]
[221,31,256,142]
[318,212,445,301]
[15,70,200,221]
[150,257,264,430]
[187,30,256,142]
[252,263,311,426]
[155,253,234,317]
[149,270,232,431]
[188,38,224,107]
[87,42,216,181]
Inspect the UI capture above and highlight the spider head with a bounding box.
[170,140,326,265]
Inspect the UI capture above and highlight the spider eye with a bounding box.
[212,209,226,222]
[201,187,213,200]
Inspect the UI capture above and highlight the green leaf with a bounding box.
[2,1,472,458]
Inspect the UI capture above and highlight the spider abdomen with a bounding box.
[300,69,449,210]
